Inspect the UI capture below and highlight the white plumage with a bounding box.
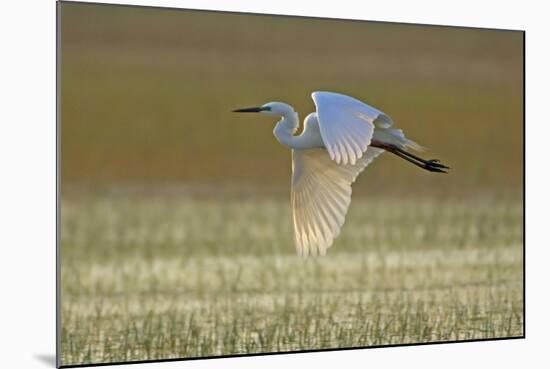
[233,91,448,256]
[313,91,386,165]
[291,146,384,256]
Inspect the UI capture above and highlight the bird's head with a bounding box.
[233,102,295,117]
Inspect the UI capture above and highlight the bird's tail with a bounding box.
[403,137,425,152]
[374,128,425,152]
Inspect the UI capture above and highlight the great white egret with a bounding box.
[233,91,449,257]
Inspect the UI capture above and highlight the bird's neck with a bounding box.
[273,112,302,149]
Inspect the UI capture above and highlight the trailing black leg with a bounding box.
[392,146,450,170]
[370,141,450,173]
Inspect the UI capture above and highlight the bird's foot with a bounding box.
[424,159,450,173]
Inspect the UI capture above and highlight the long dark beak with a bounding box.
[232,106,267,113]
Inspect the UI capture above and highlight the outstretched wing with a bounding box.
[291,147,384,257]
[312,91,393,165]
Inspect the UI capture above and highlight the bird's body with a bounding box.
[270,92,422,157]
[234,91,448,256]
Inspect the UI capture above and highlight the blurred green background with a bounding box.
[60,3,523,197]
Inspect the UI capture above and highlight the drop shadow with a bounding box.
[34,353,57,367]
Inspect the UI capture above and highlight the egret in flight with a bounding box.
[233,91,449,257]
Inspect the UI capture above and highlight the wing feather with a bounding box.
[291,147,384,256]
[312,91,392,165]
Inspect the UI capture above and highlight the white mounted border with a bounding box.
[1,1,548,369]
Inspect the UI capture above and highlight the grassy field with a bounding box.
[60,190,523,366]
